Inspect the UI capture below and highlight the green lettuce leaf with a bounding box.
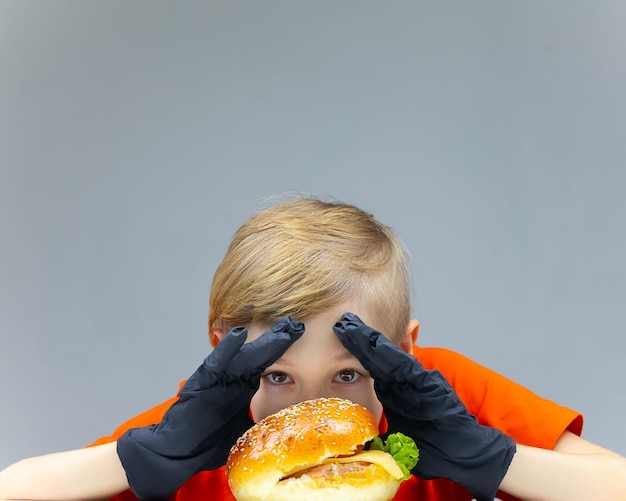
[369,432,419,481]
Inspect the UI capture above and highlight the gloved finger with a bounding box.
[205,326,248,373]
[234,316,305,378]
[333,312,417,382]
[335,314,467,419]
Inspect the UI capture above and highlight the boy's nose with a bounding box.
[298,385,333,403]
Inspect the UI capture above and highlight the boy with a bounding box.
[1,198,625,500]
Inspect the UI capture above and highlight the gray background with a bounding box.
[1,1,625,470]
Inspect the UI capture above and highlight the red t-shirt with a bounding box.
[91,346,583,500]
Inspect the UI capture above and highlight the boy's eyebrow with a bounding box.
[277,351,359,367]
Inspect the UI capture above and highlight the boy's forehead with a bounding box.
[250,303,386,335]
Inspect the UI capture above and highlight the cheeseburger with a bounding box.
[226,397,419,501]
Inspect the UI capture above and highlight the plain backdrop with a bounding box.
[1,1,625,470]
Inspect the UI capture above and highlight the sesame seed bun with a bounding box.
[226,397,402,501]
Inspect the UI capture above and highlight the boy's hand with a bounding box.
[117,317,304,501]
[333,312,515,501]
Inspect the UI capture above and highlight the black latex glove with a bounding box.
[333,312,515,501]
[117,317,304,501]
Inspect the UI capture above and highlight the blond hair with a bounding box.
[209,198,412,342]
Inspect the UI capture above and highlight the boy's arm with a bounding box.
[335,314,626,501]
[499,432,626,500]
[0,319,306,501]
[0,442,129,500]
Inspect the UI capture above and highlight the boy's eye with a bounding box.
[265,372,293,385]
[333,370,361,383]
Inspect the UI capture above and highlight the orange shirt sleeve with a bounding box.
[88,381,186,447]
[413,345,583,450]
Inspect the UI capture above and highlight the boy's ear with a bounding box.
[209,326,225,348]
[398,319,420,354]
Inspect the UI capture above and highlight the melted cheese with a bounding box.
[322,450,403,480]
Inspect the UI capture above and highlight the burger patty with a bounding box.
[282,461,370,480]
